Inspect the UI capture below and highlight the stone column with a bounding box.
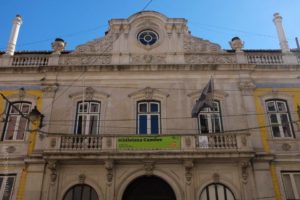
[6,15,22,56]
[47,161,59,200]
[105,160,115,200]
[34,84,58,153]
[239,76,263,151]
[273,13,289,53]
[23,162,46,200]
[184,160,195,200]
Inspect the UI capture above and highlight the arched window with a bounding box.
[63,184,98,200]
[2,101,31,141]
[200,183,236,200]
[265,99,293,138]
[198,101,222,134]
[75,101,101,135]
[137,100,160,134]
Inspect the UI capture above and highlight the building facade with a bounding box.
[0,11,300,200]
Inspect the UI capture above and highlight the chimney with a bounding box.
[5,15,22,56]
[273,13,290,52]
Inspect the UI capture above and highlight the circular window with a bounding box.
[137,30,159,46]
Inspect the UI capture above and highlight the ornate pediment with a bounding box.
[72,32,114,54]
[128,87,169,100]
[184,35,222,53]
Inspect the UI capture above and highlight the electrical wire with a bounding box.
[0,24,108,50]
[2,82,300,93]
[28,120,300,136]
[141,0,153,11]
[189,21,280,40]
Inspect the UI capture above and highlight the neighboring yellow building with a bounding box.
[0,11,299,200]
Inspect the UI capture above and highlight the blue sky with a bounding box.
[0,0,299,51]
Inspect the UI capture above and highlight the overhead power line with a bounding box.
[26,120,300,136]
[142,0,153,11]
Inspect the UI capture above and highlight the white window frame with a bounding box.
[137,101,161,135]
[75,101,101,135]
[281,172,300,200]
[0,174,16,200]
[265,100,294,138]
[3,102,31,141]
[198,101,222,134]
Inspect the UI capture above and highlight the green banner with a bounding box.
[117,135,181,150]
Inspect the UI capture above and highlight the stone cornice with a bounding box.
[0,63,299,74]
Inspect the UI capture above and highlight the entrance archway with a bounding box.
[122,176,176,200]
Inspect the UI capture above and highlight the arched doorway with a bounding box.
[122,176,176,200]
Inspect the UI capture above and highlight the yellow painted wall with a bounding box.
[254,88,300,200]
[0,90,43,200]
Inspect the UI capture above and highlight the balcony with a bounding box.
[11,55,49,66]
[245,52,283,64]
[42,133,254,160]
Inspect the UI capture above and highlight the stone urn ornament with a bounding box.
[51,38,66,54]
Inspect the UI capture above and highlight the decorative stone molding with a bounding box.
[68,87,110,101]
[73,32,114,54]
[128,87,169,100]
[239,79,256,96]
[106,137,112,148]
[184,160,193,185]
[240,161,249,184]
[59,55,112,65]
[184,35,222,53]
[185,54,236,64]
[144,161,155,176]
[48,161,58,184]
[78,174,86,184]
[131,54,167,64]
[18,87,26,100]
[188,89,228,101]
[42,83,59,98]
[6,146,16,153]
[241,135,247,146]
[282,143,291,151]
[185,137,191,147]
[213,173,220,183]
[50,138,56,148]
[5,90,38,102]
[105,160,114,185]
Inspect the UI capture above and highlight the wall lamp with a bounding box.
[28,106,44,129]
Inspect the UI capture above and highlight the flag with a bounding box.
[191,78,214,118]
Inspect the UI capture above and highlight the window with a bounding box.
[75,101,100,135]
[63,184,98,200]
[137,101,160,134]
[266,100,293,138]
[282,172,300,200]
[137,30,159,46]
[0,174,16,200]
[198,101,222,134]
[200,183,236,200]
[2,102,31,141]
